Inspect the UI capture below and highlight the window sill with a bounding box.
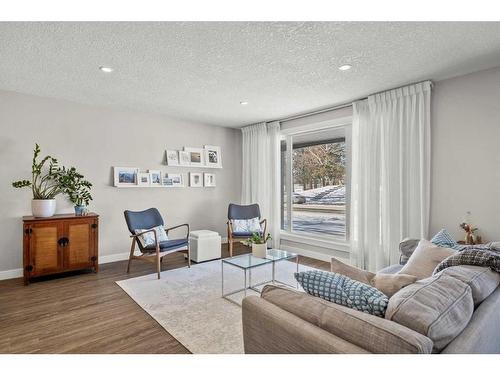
[280,231,350,254]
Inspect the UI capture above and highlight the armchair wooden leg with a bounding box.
[228,239,233,258]
[127,239,136,273]
[156,249,161,280]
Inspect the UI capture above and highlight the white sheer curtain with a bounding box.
[241,121,281,247]
[350,81,432,271]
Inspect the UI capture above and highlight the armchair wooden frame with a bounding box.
[226,219,267,258]
[127,223,191,279]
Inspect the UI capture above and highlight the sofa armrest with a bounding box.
[242,296,369,354]
[260,285,433,354]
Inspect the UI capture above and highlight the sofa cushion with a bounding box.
[261,285,433,353]
[437,265,500,306]
[295,270,388,317]
[399,238,420,264]
[330,258,417,297]
[399,239,456,279]
[378,264,404,274]
[385,272,474,352]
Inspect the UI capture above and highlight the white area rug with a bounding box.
[116,259,312,354]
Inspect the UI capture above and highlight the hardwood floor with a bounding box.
[0,243,329,353]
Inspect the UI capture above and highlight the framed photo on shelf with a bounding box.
[162,176,174,186]
[113,167,139,187]
[165,150,179,166]
[179,151,191,166]
[137,172,151,186]
[148,170,162,186]
[204,173,216,187]
[189,172,203,187]
[204,145,222,168]
[168,173,184,187]
[184,147,205,166]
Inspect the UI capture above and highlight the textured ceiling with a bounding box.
[0,22,500,128]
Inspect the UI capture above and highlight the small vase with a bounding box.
[31,199,56,217]
[252,243,267,258]
[74,205,87,216]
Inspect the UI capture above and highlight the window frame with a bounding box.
[280,116,352,245]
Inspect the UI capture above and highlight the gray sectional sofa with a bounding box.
[241,240,500,354]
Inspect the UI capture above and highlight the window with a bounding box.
[281,126,349,240]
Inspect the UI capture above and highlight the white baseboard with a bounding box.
[98,252,130,264]
[0,268,23,281]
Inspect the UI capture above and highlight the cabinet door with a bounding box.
[30,222,63,276]
[64,218,95,269]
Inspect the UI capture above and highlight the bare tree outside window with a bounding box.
[282,135,347,238]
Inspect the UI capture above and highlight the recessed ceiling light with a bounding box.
[99,66,114,73]
[240,101,249,105]
[338,64,352,71]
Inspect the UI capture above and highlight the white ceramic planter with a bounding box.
[251,243,267,258]
[31,199,56,217]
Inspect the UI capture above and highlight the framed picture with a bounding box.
[114,167,139,187]
[168,173,184,187]
[162,176,174,186]
[137,172,151,186]
[179,151,191,166]
[189,172,203,187]
[184,147,205,166]
[165,150,179,166]
[204,145,222,168]
[148,170,162,186]
[204,173,216,187]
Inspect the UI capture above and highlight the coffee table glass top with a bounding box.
[223,249,298,270]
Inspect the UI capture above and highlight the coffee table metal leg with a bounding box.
[244,269,247,297]
[272,261,275,283]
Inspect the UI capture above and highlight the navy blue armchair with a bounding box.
[124,208,190,279]
[227,203,267,257]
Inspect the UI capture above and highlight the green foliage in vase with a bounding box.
[12,144,93,205]
[243,232,272,246]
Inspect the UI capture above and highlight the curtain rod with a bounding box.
[264,79,433,125]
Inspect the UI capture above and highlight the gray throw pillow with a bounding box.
[386,272,474,352]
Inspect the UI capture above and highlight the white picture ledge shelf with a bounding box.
[166,165,222,169]
[114,185,185,188]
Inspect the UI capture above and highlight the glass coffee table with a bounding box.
[221,249,299,305]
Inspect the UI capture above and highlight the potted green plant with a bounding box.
[12,144,93,217]
[63,169,93,216]
[244,232,272,258]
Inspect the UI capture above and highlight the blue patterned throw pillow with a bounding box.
[295,270,389,317]
[431,229,457,248]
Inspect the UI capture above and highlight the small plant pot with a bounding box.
[251,243,267,258]
[74,205,87,216]
[31,199,56,217]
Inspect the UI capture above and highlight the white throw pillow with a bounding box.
[399,239,456,280]
[231,217,262,234]
[134,225,169,247]
[247,217,262,233]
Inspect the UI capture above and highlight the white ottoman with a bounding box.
[189,230,222,263]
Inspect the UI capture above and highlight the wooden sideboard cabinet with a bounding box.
[23,213,99,284]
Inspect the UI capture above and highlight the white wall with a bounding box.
[430,66,500,241]
[0,90,241,273]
